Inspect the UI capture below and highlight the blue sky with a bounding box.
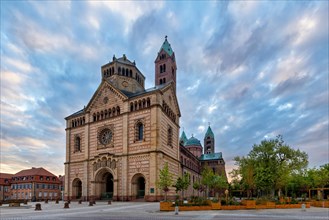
[1,1,328,177]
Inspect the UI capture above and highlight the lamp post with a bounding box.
[225,189,229,205]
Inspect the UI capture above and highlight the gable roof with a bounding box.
[13,167,57,177]
[0,173,13,179]
[120,83,167,98]
[159,82,181,117]
[67,79,129,118]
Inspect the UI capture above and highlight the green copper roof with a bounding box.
[185,136,202,147]
[180,131,188,146]
[204,126,214,138]
[199,153,222,161]
[159,36,174,56]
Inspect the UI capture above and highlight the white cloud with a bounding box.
[277,103,293,111]
[88,1,164,35]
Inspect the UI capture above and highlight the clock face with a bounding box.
[100,129,112,145]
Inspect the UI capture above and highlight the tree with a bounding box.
[157,162,173,201]
[232,135,308,198]
[212,175,228,199]
[201,166,213,197]
[201,166,228,198]
[173,173,190,199]
[231,157,256,198]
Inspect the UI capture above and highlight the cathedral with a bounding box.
[64,37,226,201]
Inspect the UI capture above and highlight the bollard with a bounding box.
[64,202,69,209]
[45,199,48,204]
[35,203,42,211]
[67,200,71,204]
[108,200,111,205]
[24,200,28,205]
[55,199,59,204]
[89,201,93,206]
[93,200,96,205]
[175,205,179,215]
[78,200,82,204]
[301,203,306,211]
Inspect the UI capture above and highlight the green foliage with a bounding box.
[231,135,308,198]
[201,166,228,198]
[221,198,241,206]
[157,162,173,201]
[307,164,329,188]
[173,196,210,207]
[173,172,190,198]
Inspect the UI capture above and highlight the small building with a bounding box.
[10,167,61,201]
[0,173,13,201]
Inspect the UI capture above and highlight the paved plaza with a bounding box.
[0,201,328,220]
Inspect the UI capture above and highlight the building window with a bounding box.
[147,98,150,107]
[75,136,81,152]
[136,122,144,141]
[167,126,173,147]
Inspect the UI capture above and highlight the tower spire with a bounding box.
[154,36,177,92]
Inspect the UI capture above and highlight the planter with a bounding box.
[266,202,276,209]
[311,200,329,208]
[255,205,268,209]
[275,204,300,209]
[160,201,174,211]
[221,205,246,210]
[179,206,212,211]
[242,200,256,209]
[211,202,221,210]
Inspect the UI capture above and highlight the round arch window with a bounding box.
[99,129,113,145]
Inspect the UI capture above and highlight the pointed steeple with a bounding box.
[179,131,188,146]
[204,125,214,139]
[159,36,174,56]
[204,125,215,154]
[154,36,177,92]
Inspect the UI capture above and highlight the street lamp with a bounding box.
[225,189,229,205]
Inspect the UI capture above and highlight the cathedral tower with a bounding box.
[204,125,215,154]
[155,36,177,92]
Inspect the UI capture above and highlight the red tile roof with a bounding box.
[0,173,13,179]
[13,167,57,177]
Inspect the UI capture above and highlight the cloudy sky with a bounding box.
[1,1,328,177]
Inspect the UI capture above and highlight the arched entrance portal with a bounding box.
[131,174,146,200]
[137,177,145,198]
[72,178,82,199]
[95,169,113,200]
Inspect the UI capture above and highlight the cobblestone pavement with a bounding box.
[0,201,328,220]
